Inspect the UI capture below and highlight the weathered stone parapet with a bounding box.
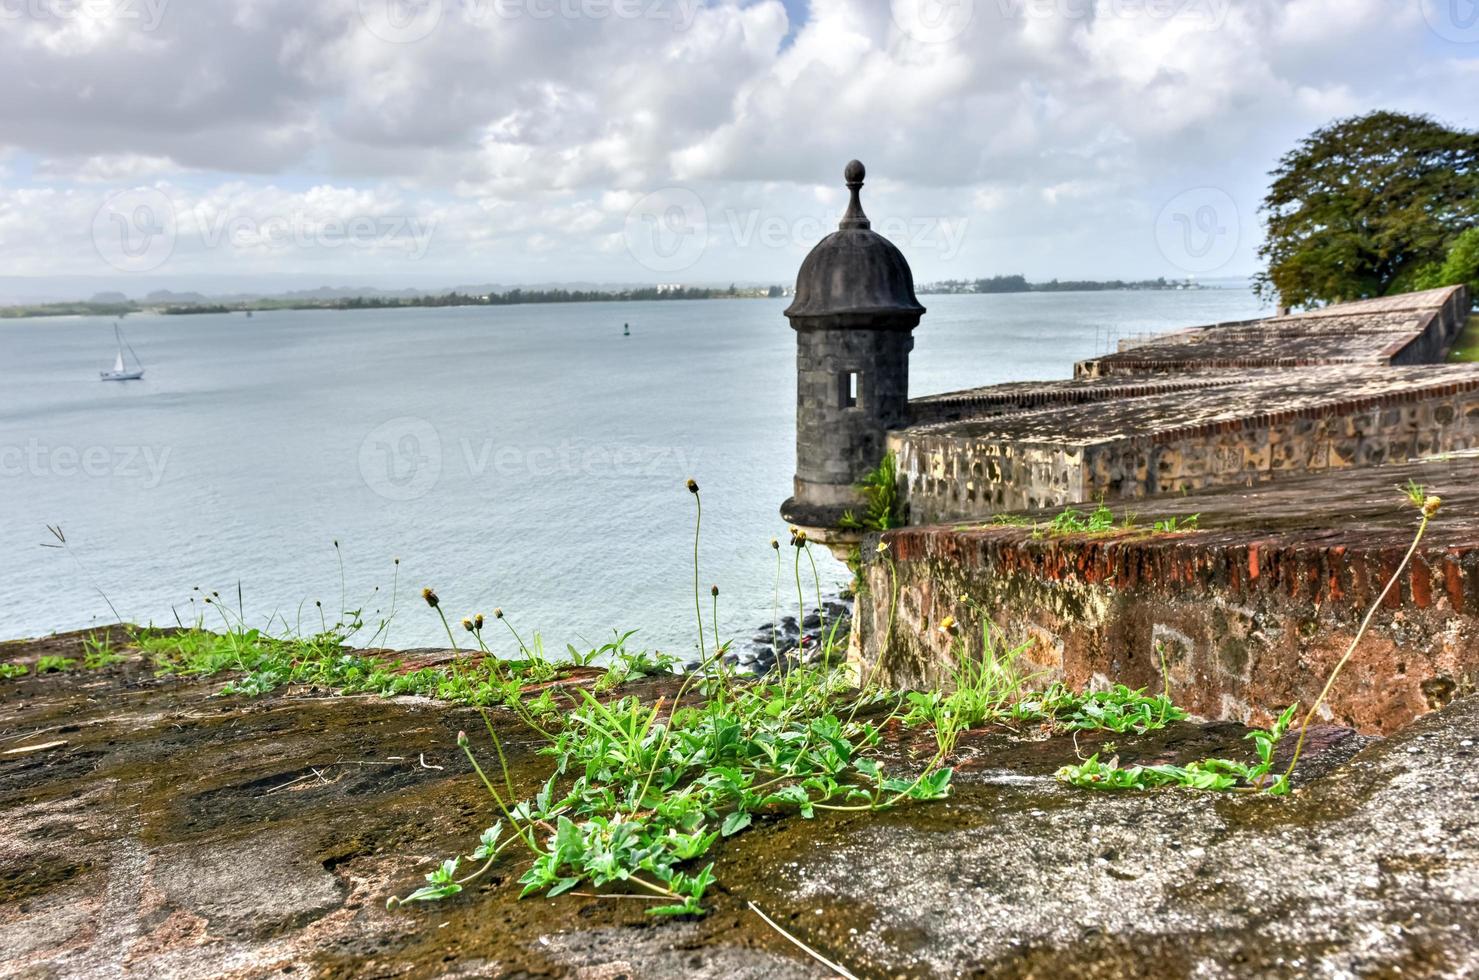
[893,364,1479,524]
[1075,284,1471,378]
[905,373,1245,426]
[857,455,1479,734]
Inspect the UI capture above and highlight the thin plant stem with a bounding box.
[334,540,346,623]
[480,710,519,801]
[499,617,531,658]
[459,737,540,853]
[748,901,859,980]
[711,590,721,670]
[43,525,124,627]
[844,550,897,728]
[1282,511,1432,783]
[771,545,782,663]
[805,543,828,646]
[692,490,705,662]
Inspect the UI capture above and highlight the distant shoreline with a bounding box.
[0,278,1234,320]
[0,285,783,320]
[918,274,1225,295]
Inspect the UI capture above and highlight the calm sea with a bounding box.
[0,290,1263,653]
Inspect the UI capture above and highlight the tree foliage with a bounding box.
[1255,111,1479,307]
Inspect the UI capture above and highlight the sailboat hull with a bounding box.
[100,370,144,381]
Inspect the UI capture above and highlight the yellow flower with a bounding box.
[1422,495,1442,518]
[937,616,956,634]
[422,588,439,609]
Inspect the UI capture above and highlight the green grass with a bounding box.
[1447,315,1479,363]
[1056,703,1298,794]
[979,501,1200,538]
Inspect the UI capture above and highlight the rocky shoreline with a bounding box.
[686,597,854,675]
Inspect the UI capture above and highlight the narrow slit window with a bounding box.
[841,371,860,408]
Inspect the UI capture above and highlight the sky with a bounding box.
[1,0,1477,299]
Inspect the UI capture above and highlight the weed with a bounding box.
[35,655,77,674]
[976,503,1200,538]
[0,662,28,679]
[1056,703,1298,794]
[902,622,1035,752]
[1152,513,1199,533]
[1280,485,1441,782]
[1043,501,1118,536]
[839,453,905,533]
[82,631,126,669]
[1026,683,1188,734]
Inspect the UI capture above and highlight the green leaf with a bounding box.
[721,810,752,837]
[470,822,504,861]
[647,901,699,917]
[399,882,462,903]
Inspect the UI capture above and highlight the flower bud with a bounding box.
[494,608,505,619]
[474,613,484,630]
[456,730,468,747]
[422,588,439,609]
[461,617,474,632]
[1422,495,1442,518]
[711,584,719,597]
[686,478,699,494]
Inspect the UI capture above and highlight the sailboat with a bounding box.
[100,323,145,381]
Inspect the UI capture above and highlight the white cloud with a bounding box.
[0,0,1475,285]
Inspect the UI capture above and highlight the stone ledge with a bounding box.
[859,454,1479,733]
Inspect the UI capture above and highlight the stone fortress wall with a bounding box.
[857,285,1479,732]
[891,286,1476,524]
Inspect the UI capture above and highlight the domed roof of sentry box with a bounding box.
[784,160,926,329]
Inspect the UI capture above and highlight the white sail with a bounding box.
[102,322,144,380]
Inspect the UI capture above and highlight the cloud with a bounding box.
[0,0,1475,285]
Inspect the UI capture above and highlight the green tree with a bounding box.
[1434,226,1479,296]
[1255,111,1479,307]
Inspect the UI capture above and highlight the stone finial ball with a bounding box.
[844,160,865,184]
